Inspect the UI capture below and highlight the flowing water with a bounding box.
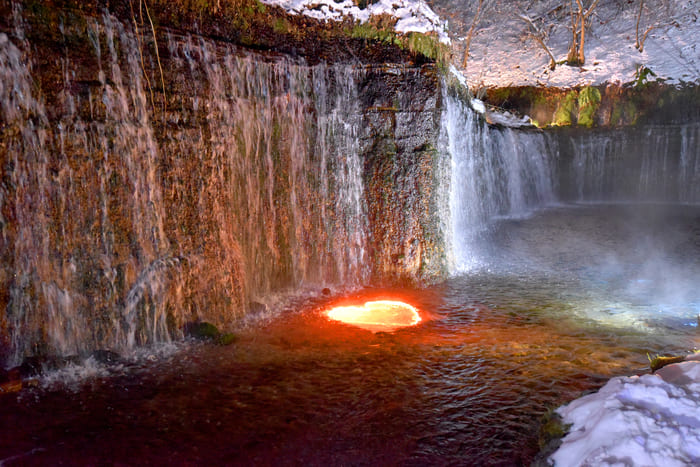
[3,6,700,465]
[2,202,698,465]
[1,12,370,366]
[4,106,700,465]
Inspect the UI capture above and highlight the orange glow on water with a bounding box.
[326,300,422,332]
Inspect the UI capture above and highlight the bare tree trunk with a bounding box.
[462,0,485,69]
[635,0,661,52]
[578,4,586,64]
[635,0,645,50]
[567,0,579,64]
[568,0,600,66]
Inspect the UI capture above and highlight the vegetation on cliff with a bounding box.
[0,0,448,66]
[484,81,700,128]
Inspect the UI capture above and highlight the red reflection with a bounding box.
[326,300,421,332]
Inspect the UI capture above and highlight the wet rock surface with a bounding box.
[0,0,445,366]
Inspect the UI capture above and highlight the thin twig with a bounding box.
[129,0,157,116]
[462,0,485,69]
[143,0,167,118]
[517,14,557,70]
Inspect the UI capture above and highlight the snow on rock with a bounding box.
[550,359,700,467]
[470,97,485,114]
[260,0,450,44]
[484,108,532,128]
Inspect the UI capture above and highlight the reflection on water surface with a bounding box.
[1,204,698,465]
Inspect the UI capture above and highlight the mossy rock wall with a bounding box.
[485,83,700,128]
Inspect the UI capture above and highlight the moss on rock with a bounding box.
[577,86,601,128]
[184,321,220,340]
[483,83,699,128]
[184,321,238,346]
[553,91,578,127]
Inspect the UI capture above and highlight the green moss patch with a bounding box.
[577,86,601,128]
[184,321,238,346]
[553,90,578,127]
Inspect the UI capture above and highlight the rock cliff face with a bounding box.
[0,0,445,366]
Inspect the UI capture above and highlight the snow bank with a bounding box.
[550,358,700,466]
[260,0,450,44]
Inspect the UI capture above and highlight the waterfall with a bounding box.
[443,90,700,275]
[164,34,368,292]
[565,124,700,203]
[0,8,369,367]
[4,1,696,369]
[443,93,557,272]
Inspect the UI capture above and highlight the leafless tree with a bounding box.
[518,13,557,71]
[566,0,601,66]
[462,0,489,69]
[635,0,680,52]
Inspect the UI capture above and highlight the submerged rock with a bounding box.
[0,379,22,394]
[217,333,238,346]
[18,355,82,378]
[184,322,237,346]
[90,350,124,366]
[184,322,221,341]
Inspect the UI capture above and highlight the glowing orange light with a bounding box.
[326,300,422,332]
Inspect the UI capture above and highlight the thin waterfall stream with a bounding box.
[2,4,700,465]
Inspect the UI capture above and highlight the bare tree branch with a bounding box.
[567,0,579,64]
[635,0,645,50]
[635,0,681,52]
[462,0,486,69]
[518,13,557,70]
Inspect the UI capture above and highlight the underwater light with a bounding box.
[326,300,421,332]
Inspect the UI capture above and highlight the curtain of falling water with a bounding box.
[164,33,368,294]
[443,90,700,275]
[443,92,557,272]
[563,124,700,203]
[0,9,367,366]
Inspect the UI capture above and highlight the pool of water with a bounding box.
[1,204,699,465]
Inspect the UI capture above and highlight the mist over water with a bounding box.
[445,93,700,337]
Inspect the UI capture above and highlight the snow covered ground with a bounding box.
[550,356,700,466]
[259,0,450,44]
[433,0,700,89]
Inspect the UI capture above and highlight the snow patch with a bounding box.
[550,359,700,467]
[260,0,450,44]
[484,108,532,128]
[470,97,485,114]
